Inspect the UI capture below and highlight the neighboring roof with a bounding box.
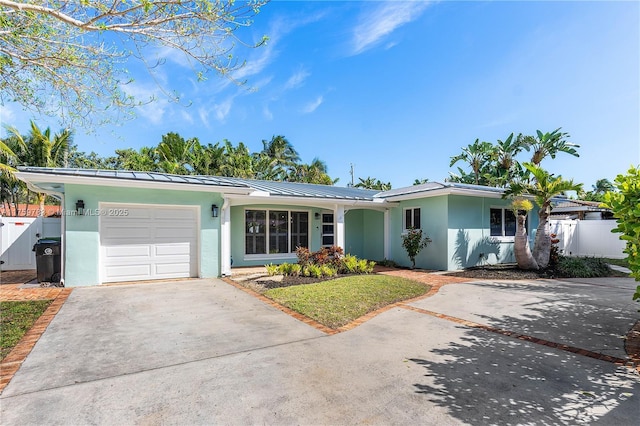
[222,177,380,201]
[0,204,61,217]
[552,199,610,213]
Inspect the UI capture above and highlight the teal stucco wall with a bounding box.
[343,209,384,260]
[63,184,223,286]
[389,196,449,270]
[446,195,539,270]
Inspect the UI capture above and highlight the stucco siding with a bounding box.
[362,210,384,261]
[345,209,364,257]
[389,196,449,270]
[63,184,222,286]
[446,195,539,270]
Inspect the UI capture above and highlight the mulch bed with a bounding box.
[445,264,547,280]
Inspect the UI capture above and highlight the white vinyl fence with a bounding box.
[1,216,62,270]
[549,219,626,259]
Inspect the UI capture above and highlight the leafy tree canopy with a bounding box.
[449,128,580,188]
[0,0,267,128]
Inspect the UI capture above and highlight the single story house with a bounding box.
[16,167,539,287]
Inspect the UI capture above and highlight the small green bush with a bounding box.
[340,254,359,274]
[357,259,375,274]
[320,264,338,277]
[265,263,279,276]
[289,263,301,276]
[555,256,611,278]
[307,264,323,278]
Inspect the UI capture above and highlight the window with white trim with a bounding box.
[404,207,421,230]
[245,209,309,255]
[490,208,517,237]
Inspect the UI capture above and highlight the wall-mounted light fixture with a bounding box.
[314,212,320,220]
[76,200,85,216]
[211,204,219,218]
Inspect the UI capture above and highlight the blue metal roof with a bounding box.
[220,177,380,200]
[17,167,251,189]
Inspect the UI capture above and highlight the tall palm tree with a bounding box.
[219,140,254,178]
[354,176,391,190]
[192,142,225,176]
[505,163,583,269]
[260,135,300,165]
[521,128,580,166]
[114,147,159,171]
[449,139,494,185]
[5,121,73,214]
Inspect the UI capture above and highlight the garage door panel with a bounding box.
[154,208,197,220]
[105,264,152,280]
[155,243,192,256]
[155,262,192,275]
[102,226,153,241]
[100,204,199,283]
[104,245,151,259]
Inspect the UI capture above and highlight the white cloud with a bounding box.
[302,95,323,114]
[122,82,168,125]
[180,110,194,125]
[263,104,273,121]
[285,68,311,89]
[0,104,16,127]
[214,98,234,122]
[352,1,430,55]
[198,107,211,127]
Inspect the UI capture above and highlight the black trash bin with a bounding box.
[33,238,61,283]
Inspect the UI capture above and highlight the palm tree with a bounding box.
[354,176,391,190]
[156,132,196,175]
[260,135,300,166]
[521,128,580,166]
[219,140,254,178]
[288,158,336,185]
[5,121,73,214]
[449,139,494,185]
[505,163,583,269]
[191,142,225,176]
[114,147,159,171]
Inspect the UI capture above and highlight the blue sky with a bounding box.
[1,0,639,189]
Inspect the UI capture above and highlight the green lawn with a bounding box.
[1,300,52,361]
[264,275,429,329]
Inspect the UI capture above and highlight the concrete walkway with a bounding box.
[1,274,639,425]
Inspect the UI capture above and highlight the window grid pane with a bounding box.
[413,208,421,229]
[245,210,266,254]
[269,211,288,254]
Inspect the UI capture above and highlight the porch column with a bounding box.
[384,208,390,259]
[335,204,345,250]
[220,198,231,276]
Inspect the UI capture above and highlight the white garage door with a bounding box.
[100,204,199,283]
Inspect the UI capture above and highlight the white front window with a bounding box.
[245,209,309,255]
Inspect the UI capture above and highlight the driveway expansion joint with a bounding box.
[398,304,640,373]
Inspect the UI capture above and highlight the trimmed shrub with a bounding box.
[265,263,279,276]
[555,256,611,278]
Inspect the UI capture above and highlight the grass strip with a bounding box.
[264,274,429,329]
[1,300,53,360]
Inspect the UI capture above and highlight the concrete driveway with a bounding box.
[1,277,639,425]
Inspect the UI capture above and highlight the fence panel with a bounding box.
[1,217,61,270]
[549,219,625,259]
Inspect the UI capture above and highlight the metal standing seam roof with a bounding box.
[375,181,507,198]
[17,167,251,189]
[17,167,381,200]
[220,177,381,200]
